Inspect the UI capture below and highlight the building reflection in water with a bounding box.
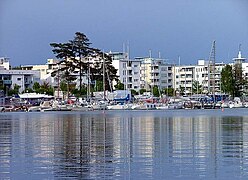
[1,112,248,179]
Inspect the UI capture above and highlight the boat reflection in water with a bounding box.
[0,109,248,179]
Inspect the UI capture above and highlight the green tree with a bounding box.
[72,86,87,97]
[70,32,95,93]
[233,63,245,97]
[221,65,235,97]
[50,32,118,96]
[33,82,40,93]
[139,88,146,94]
[192,81,202,94]
[94,80,103,91]
[50,42,77,97]
[152,85,160,97]
[23,88,34,94]
[60,81,68,99]
[38,82,54,95]
[131,89,138,95]
[179,85,185,96]
[90,52,118,91]
[163,87,174,97]
[8,84,20,96]
[114,80,124,90]
[0,80,4,91]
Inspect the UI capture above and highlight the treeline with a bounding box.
[221,64,248,98]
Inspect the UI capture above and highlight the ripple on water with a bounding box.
[1,110,248,179]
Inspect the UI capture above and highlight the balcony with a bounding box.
[25,81,32,85]
[3,80,12,85]
[151,69,159,73]
[150,77,159,81]
[126,66,132,70]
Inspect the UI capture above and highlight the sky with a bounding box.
[0,0,248,66]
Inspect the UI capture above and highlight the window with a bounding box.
[17,78,21,81]
[161,67,167,71]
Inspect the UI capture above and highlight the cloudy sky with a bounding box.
[0,0,248,66]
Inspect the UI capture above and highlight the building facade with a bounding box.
[173,60,225,95]
[139,57,173,91]
[0,57,10,70]
[21,59,60,82]
[0,70,40,93]
[109,52,141,92]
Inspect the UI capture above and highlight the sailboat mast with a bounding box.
[87,57,91,101]
[149,50,153,96]
[208,40,216,101]
[57,64,60,100]
[127,42,130,91]
[103,52,106,100]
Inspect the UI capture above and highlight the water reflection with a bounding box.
[1,110,248,179]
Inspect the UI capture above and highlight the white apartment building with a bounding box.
[0,57,10,70]
[173,64,195,95]
[109,52,141,92]
[21,59,60,83]
[139,57,173,91]
[0,57,39,93]
[0,70,40,93]
[110,52,173,93]
[173,60,225,95]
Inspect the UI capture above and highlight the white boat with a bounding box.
[107,104,125,110]
[91,101,108,110]
[221,101,229,108]
[107,103,132,110]
[243,102,248,108]
[229,97,243,108]
[28,106,41,112]
[167,102,184,109]
[131,103,157,110]
[0,106,5,112]
[28,100,55,112]
[156,104,169,110]
[70,104,91,111]
[51,100,72,111]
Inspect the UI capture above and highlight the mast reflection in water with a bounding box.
[1,109,248,179]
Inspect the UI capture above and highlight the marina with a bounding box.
[0,93,247,112]
[1,109,248,179]
[1,1,248,178]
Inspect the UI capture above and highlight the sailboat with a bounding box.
[91,52,109,110]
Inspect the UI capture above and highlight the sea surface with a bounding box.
[1,109,248,179]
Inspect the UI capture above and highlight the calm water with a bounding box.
[1,109,248,179]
